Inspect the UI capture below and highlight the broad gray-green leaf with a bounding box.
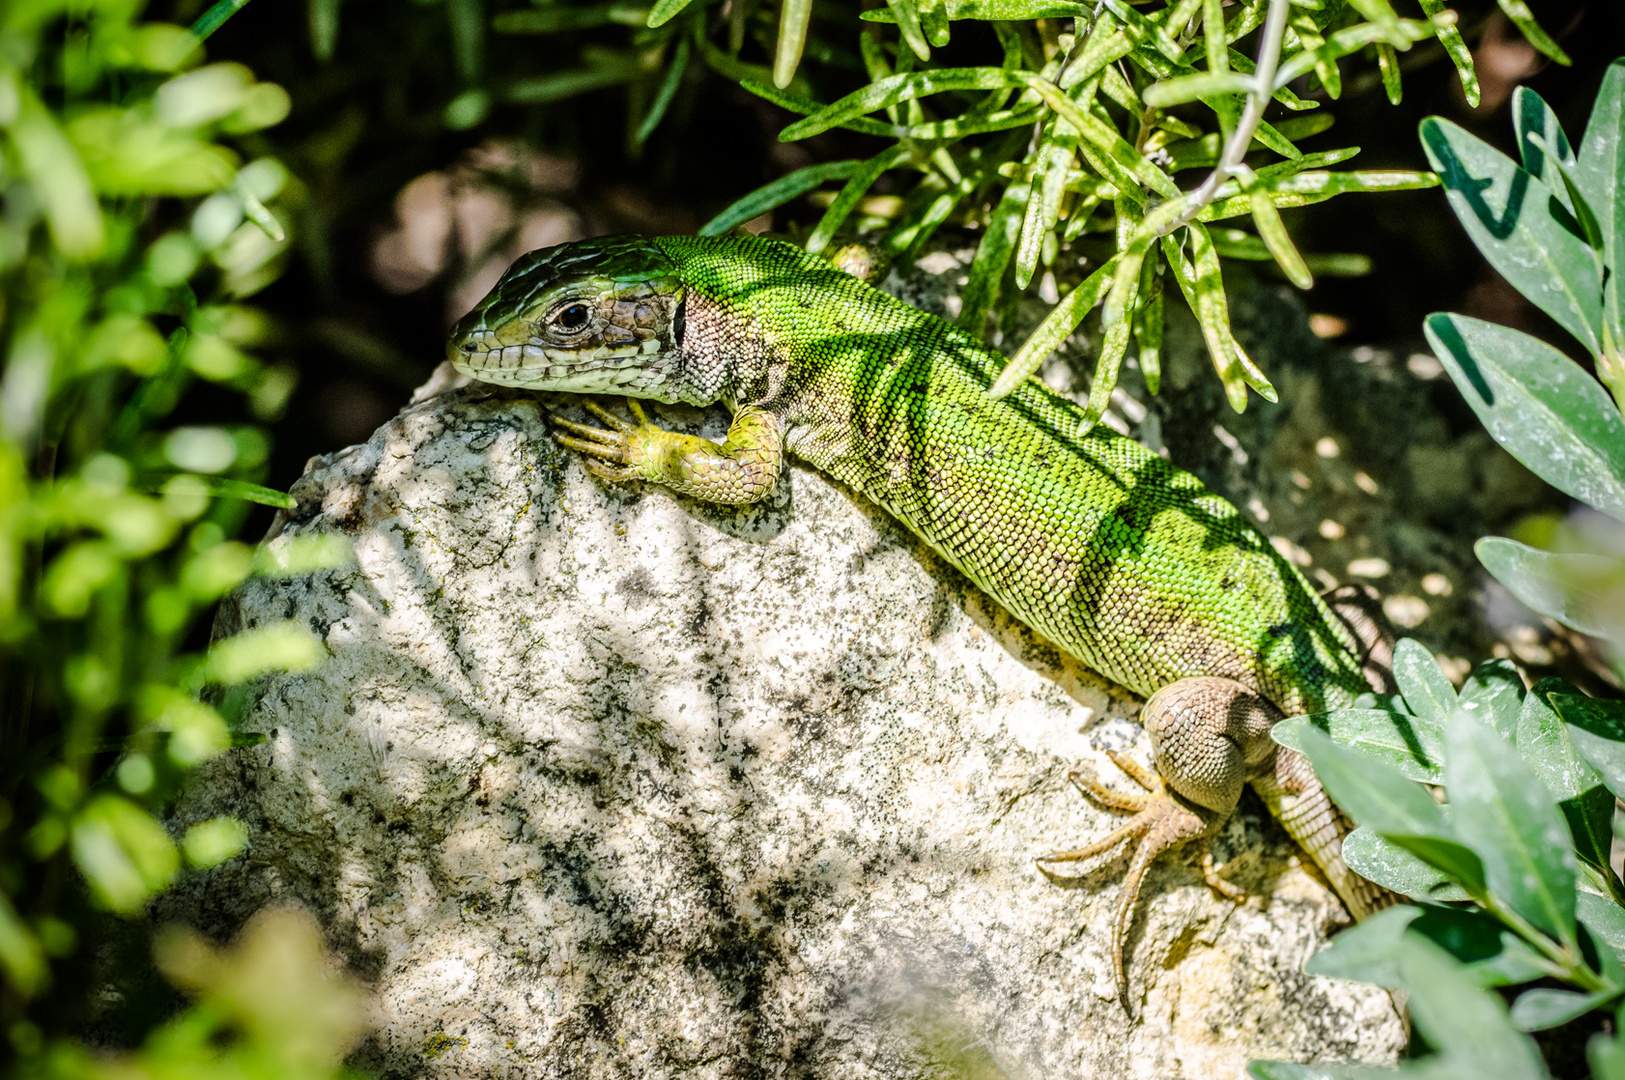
[1294,723,1450,839]
[1578,889,1625,958]
[1306,904,1549,989]
[1273,711,1442,783]
[1420,117,1603,355]
[1340,827,1476,901]
[1392,637,1456,721]
[1457,658,1525,738]
[1424,314,1625,521]
[1553,693,1625,801]
[1399,935,1549,1079]
[1573,59,1623,331]
[1511,86,1577,216]
[1511,986,1622,1032]
[1304,904,1419,987]
[1592,1032,1625,1080]
[1476,537,1625,636]
[1518,677,1606,801]
[1446,708,1578,947]
[1517,677,1612,872]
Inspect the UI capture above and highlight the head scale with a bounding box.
[448,236,685,399]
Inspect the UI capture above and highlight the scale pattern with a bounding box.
[648,235,1373,718]
[448,234,1398,977]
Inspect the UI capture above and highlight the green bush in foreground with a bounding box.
[0,1,361,1073]
[1250,56,1625,1080]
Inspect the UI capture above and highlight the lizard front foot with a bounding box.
[547,399,649,482]
[1038,749,1227,1016]
[545,398,784,505]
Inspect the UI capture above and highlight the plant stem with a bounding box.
[1161,0,1291,235]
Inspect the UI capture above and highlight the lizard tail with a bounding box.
[1253,745,1400,921]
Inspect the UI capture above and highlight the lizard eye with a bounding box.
[552,303,591,332]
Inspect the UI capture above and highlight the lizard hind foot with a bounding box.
[1037,753,1212,1016]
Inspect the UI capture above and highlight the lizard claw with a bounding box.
[545,399,649,478]
[1038,753,1213,1017]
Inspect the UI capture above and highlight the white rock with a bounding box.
[167,382,1405,1078]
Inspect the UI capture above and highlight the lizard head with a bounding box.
[447,236,685,398]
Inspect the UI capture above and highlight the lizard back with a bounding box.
[655,235,1371,716]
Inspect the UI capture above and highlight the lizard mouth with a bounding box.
[449,335,665,391]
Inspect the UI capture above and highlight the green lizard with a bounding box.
[447,233,1398,1012]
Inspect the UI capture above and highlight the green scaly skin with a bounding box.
[448,233,1398,1013]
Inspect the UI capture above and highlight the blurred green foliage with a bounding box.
[0,0,355,1071]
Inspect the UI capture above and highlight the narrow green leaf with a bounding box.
[919,0,949,48]
[956,180,1027,338]
[1417,0,1478,107]
[739,80,895,137]
[1273,15,1439,89]
[309,0,340,60]
[1458,658,1525,739]
[772,0,814,89]
[1273,710,1443,783]
[1078,204,1141,434]
[1476,539,1625,638]
[1015,120,1077,289]
[1141,72,1252,108]
[1246,185,1312,289]
[190,0,254,40]
[989,258,1117,398]
[807,146,912,254]
[447,0,484,82]
[1512,987,1621,1032]
[646,0,695,25]
[888,0,931,60]
[697,160,865,237]
[1020,75,1178,201]
[1196,169,1439,222]
[1161,224,1275,411]
[1399,936,1550,1078]
[1133,263,1163,394]
[505,63,641,104]
[497,3,642,33]
[635,37,690,145]
[857,0,1079,19]
[1200,0,1226,74]
[1496,0,1570,65]
[1421,118,1603,355]
[1446,708,1578,947]
[1393,637,1456,722]
[1375,41,1401,105]
[778,67,1010,141]
[1424,314,1625,521]
[1339,826,1476,902]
